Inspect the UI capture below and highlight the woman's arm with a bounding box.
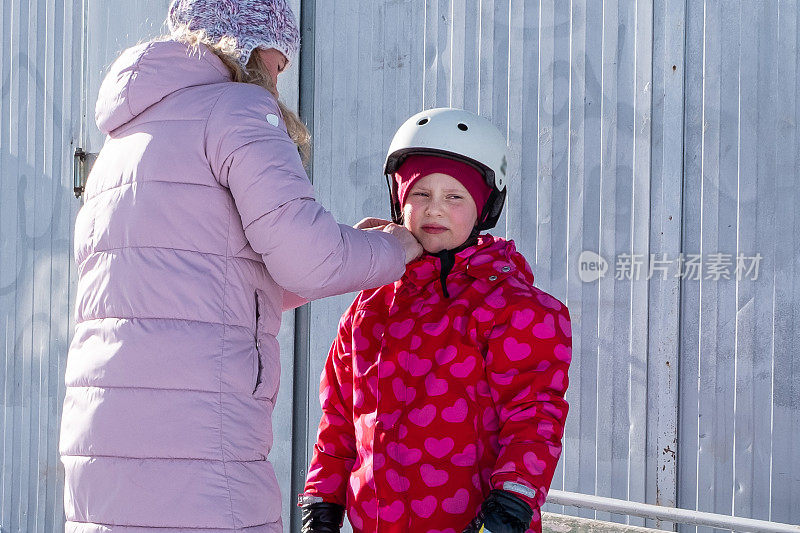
[205,84,406,300]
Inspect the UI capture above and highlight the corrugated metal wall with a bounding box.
[678,1,800,530]
[0,0,82,531]
[1,1,798,532]
[301,0,799,531]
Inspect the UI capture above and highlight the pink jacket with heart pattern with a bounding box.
[303,235,571,533]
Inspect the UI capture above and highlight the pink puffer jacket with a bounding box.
[59,40,404,533]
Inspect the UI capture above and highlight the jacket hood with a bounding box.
[404,234,535,288]
[95,40,231,134]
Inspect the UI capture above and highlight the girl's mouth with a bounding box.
[421,225,448,234]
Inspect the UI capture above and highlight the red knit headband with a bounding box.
[394,155,490,215]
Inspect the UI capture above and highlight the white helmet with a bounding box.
[383,107,509,230]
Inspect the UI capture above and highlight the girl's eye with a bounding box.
[447,195,463,200]
[412,191,429,197]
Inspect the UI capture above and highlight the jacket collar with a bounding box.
[401,234,526,289]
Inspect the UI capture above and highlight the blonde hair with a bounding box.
[171,27,311,163]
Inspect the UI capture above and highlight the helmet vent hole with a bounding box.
[417,118,429,126]
[457,123,469,131]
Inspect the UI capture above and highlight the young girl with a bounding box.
[300,108,572,533]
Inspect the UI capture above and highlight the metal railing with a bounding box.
[547,490,800,533]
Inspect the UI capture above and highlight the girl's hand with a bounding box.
[301,501,344,533]
[461,489,532,533]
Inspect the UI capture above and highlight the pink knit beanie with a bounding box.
[167,0,301,68]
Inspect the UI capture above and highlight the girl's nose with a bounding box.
[425,197,444,216]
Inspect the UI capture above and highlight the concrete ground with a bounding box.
[542,513,666,533]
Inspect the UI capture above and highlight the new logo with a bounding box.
[578,251,608,283]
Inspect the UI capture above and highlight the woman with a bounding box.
[58,1,421,532]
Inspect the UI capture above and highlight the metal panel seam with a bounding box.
[290,0,315,531]
[673,0,690,520]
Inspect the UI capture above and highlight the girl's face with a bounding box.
[256,48,289,95]
[402,172,478,253]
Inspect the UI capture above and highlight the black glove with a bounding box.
[462,489,534,533]
[301,501,345,533]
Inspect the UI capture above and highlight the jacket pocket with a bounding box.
[253,291,262,394]
[253,289,280,401]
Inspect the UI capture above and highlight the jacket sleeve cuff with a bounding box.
[491,442,562,510]
[350,226,406,288]
[302,445,354,508]
[490,474,540,511]
[282,289,309,311]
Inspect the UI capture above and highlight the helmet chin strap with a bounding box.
[429,227,480,298]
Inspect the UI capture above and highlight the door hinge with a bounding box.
[73,147,97,198]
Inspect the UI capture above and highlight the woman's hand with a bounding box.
[383,223,423,264]
[354,217,391,230]
[355,218,423,264]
